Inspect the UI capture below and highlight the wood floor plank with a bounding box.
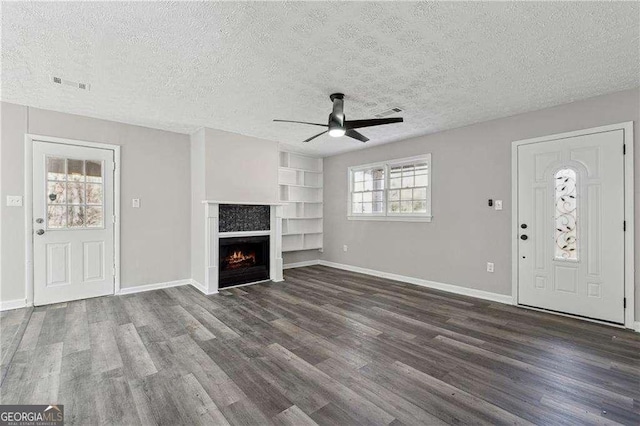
[114,323,158,379]
[2,265,638,425]
[274,405,319,426]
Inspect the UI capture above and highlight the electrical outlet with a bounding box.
[487,262,494,273]
[6,196,23,207]
[132,198,140,208]
[494,200,503,211]
[343,245,348,252]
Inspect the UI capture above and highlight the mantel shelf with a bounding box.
[202,200,287,206]
[219,230,270,238]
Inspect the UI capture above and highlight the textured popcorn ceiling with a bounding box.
[2,2,639,156]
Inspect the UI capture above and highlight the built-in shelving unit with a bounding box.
[279,151,323,252]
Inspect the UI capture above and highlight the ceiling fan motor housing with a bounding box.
[329,93,345,130]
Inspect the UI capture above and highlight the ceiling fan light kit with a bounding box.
[274,93,403,144]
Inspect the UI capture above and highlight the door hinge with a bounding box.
[623,144,626,155]
[623,298,626,309]
[113,162,116,172]
[623,220,626,231]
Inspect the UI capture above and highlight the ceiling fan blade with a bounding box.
[303,130,328,143]
[345,117,403,129]
[274,119,327,128]
[345,129,369,143]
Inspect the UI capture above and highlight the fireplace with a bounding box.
[218,236,270,288]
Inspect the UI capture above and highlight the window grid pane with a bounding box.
[46,157,104,229]
[352,167,385,214]
[388,161,429,215]
[351,158,429,217]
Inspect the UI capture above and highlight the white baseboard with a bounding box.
[318,260,514,305]
[283,260,320,269]
[189,279,218,295]
[0,299,30,312]
[118,279,191,295]
[634,321,640,333]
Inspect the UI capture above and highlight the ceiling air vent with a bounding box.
[374,107,403,118]
[51,76,91,91]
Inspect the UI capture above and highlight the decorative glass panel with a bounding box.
[554,168,577,260]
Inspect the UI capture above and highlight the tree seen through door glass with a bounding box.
[46,157,103,229]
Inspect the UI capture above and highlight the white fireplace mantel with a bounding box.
[197,201,284,295]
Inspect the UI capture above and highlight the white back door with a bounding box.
[33,141,115,306]
[517,129,625,324]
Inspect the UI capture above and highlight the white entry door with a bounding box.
[517,129,625,324]
[33,141,115,306]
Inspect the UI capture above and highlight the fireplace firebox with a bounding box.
[218,236,270,288]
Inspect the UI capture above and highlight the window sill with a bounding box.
[348,215,432,223]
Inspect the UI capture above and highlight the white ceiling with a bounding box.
[2,1,639,156]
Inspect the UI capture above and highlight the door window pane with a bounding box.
[86,184,102,205]
[47,205,67,228]
[45,156,104,229]
[68,206,85,227]
[554,168,577,260]
[47,182,66,204]
[67,159,84,181]
[47,158,66,180]
[86,161,102,183]
[86,207,103,227]
[66,182,85,204]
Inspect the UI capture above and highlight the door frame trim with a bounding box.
[24,134,121,305]
[511,122,634,329]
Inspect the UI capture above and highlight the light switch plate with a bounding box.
[487,262,494,273]
[494,200,503,210]
[132,198,140,208]
[6,196,23,207]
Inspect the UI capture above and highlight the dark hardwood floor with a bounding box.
[1,265,638,425]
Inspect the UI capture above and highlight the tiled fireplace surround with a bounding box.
[196,201,284,294]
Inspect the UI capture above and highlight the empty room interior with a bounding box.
[1,1,639,425]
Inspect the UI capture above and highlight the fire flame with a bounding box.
[226,250,256,265]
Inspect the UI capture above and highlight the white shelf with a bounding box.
[279,183,322,189]
[279,151,323,253]
[279,166,323,174]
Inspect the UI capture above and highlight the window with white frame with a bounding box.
[348,154,432,221]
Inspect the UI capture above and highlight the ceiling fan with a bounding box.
[274,93,403,143]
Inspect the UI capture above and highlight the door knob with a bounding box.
[521,224,527,229]
[520,235,528,240]
[36,229,45,235]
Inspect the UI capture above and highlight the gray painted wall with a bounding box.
[204,128,279,203]
[1,102,191,303]
[190,128,206,286]
[322,88,640,318]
